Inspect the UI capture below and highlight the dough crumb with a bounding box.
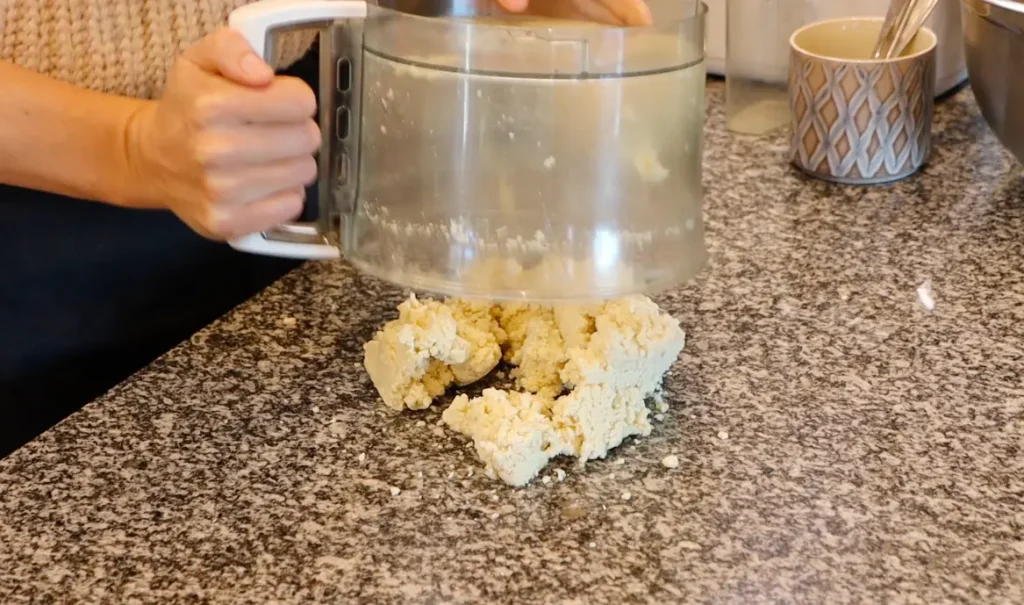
[717,430,729,440]
[633,148,669,183]
[415,420,426,428]
[613,458,626,466]
[389,486,401,496]
[917,280,936,311]
[661,454,680,469]
[621,491,632,501]
[542,476,551,485]
[554,469,566,482]
[357,453,366,463]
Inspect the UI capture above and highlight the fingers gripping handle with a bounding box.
[227,0,368,260]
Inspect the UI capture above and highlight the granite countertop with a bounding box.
[2,82,1023,604]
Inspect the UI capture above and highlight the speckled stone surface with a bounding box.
[2,81,1023,604]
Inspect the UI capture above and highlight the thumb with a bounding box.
[608,0,652,25]
[184,27,275,87]
[495,0,530,12]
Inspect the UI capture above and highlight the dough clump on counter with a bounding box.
[363,295,685,486]
[443,389,562,487]
[362,295,504,411]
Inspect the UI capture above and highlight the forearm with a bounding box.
[0,61,154,208]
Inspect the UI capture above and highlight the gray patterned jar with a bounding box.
[788,18,937,185]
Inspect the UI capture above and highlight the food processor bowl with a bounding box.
[230,0,710,301]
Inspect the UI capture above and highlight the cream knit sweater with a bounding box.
[0,0,316,99]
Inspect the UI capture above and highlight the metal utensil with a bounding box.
[874,0,910,58]
[872,0,940,59]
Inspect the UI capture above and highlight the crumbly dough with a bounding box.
[495,304,567,398]
[443,389,561,487]
[549,386,652,463]
[445,299,507,385]
[363,295,502,411]
[559,295,685,395]
[364,294,685,486]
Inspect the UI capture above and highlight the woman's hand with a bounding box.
[494,0,652,26]
[126,28,319,240]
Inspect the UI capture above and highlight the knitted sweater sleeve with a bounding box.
[0,0,317,99]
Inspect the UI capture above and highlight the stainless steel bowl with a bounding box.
[961,0,1024,163]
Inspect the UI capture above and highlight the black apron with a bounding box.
[0,47,320,457]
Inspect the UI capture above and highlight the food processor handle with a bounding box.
[226,0,368,260]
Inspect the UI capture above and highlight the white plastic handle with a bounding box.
[227,0,368,260]
[229,231,343,260]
